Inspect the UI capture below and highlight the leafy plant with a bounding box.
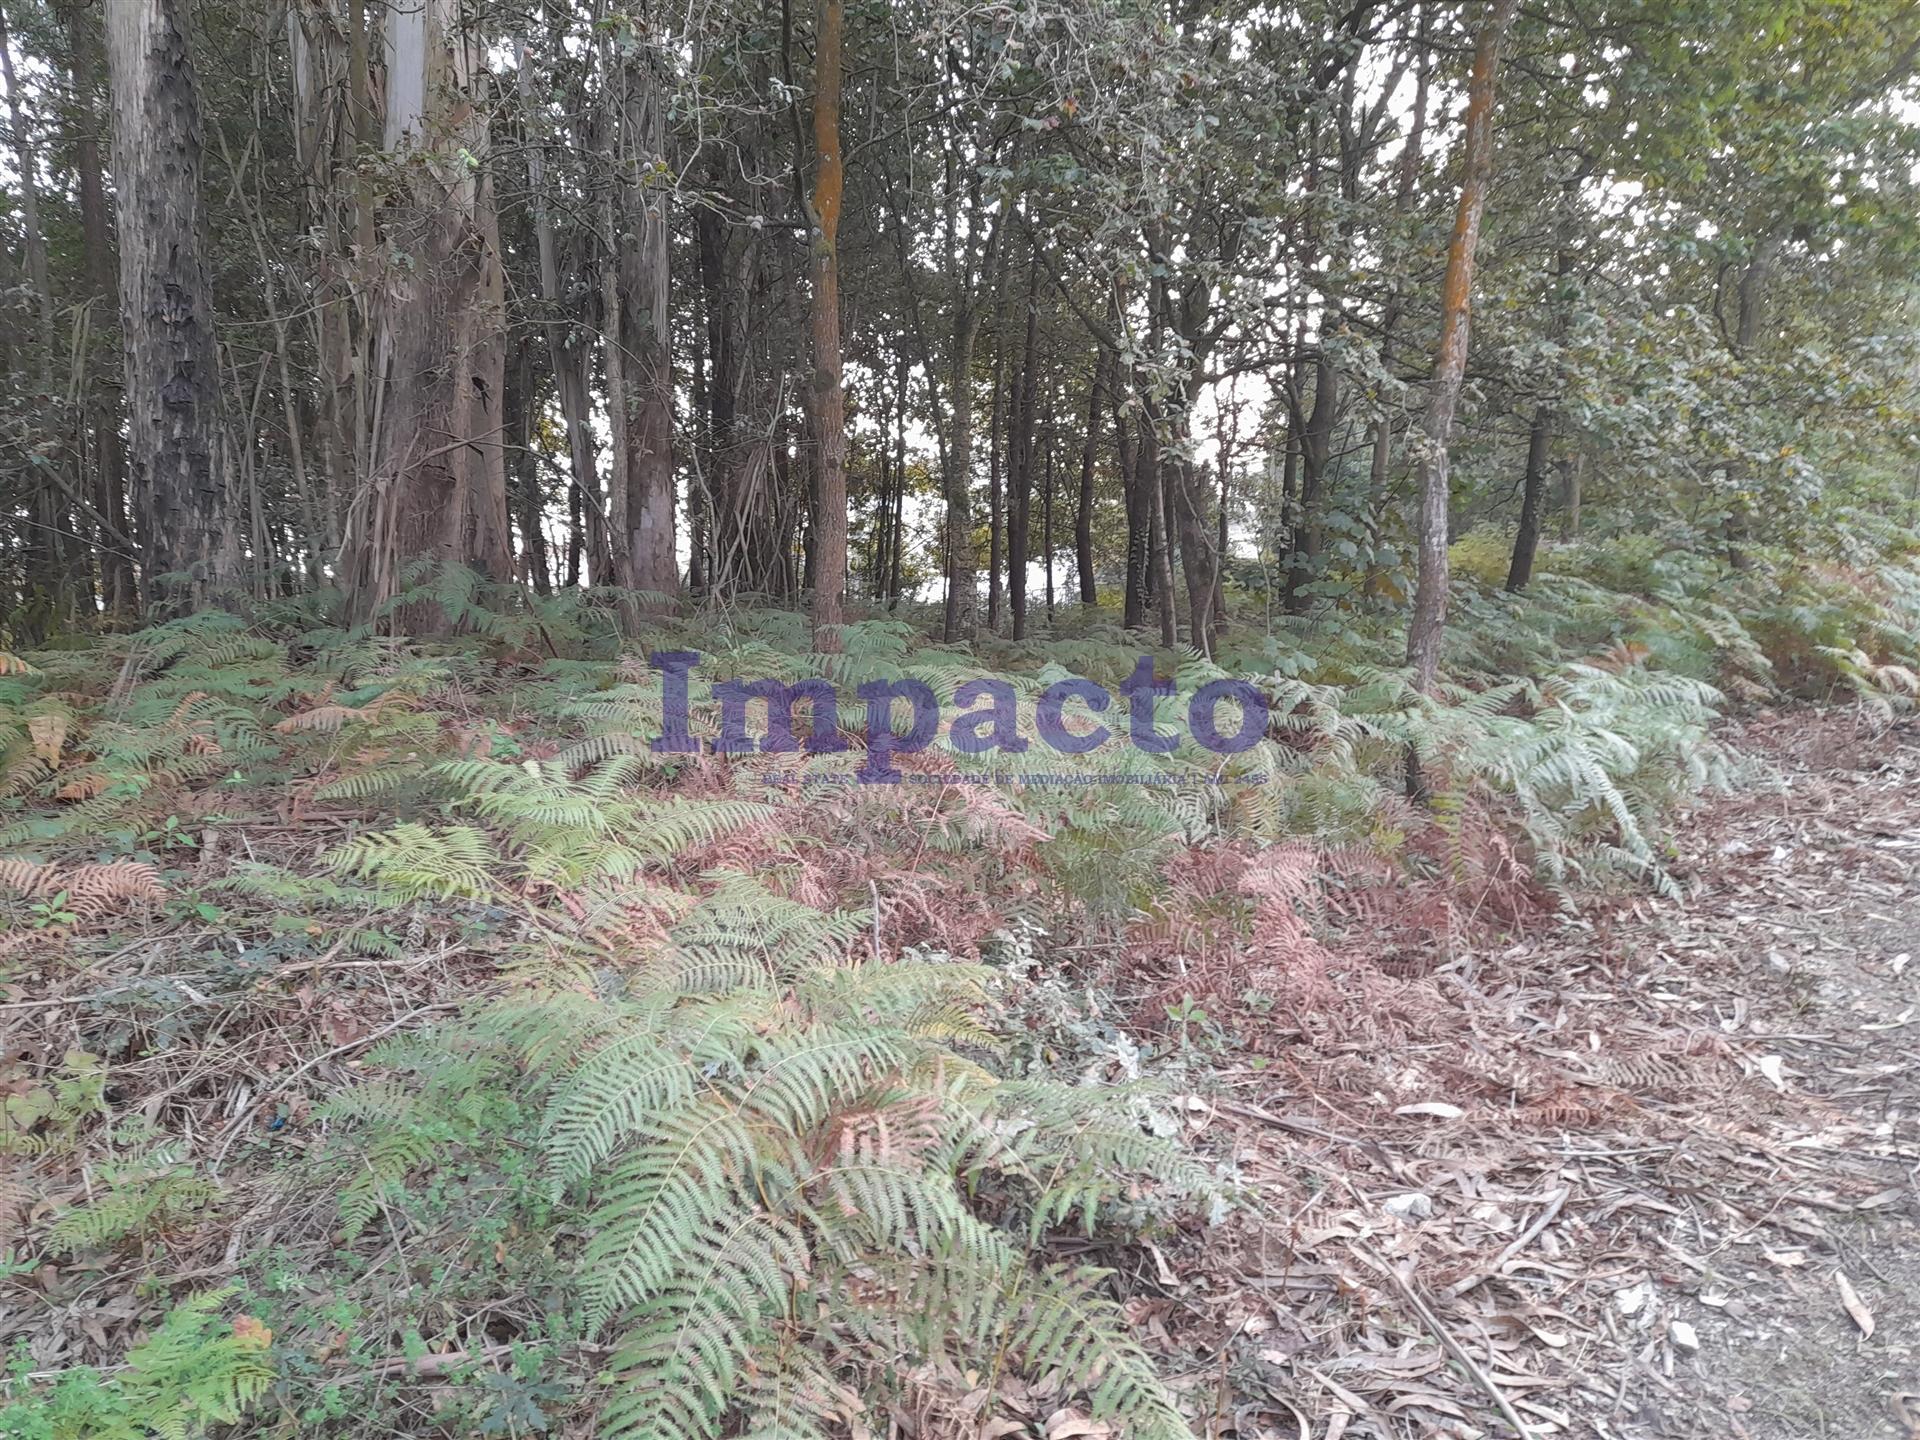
[324,874,1208,1440]
[0,1289,273,1440]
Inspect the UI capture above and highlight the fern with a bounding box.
[326,822,499,901]
[327,903,1209,1440]
[0,1288,273,1440]
[46,1143,218,1255]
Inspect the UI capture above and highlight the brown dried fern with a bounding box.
[0,859,165,915]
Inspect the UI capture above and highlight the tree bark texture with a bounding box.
[1404,0,1516,691]
[105,0,236,615]
[806,0,847,649]
[343,0,513,627]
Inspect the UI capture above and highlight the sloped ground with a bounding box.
[1144,710,1919,1440]
[2,642,1913,1440]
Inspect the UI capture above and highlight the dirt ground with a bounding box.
[1156,710,1920,1440]
[1653,716,1920,1440]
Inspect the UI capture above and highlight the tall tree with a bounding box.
[341,0,513,626]
[105,0,236,615]
[66,0,137,618]
[518,27,607,588]
[803,0,847,649]
[1076,355,1100,606]
[606,23,679,604]
[1404,0,1517,692]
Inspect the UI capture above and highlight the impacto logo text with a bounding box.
[647,652,1269,783]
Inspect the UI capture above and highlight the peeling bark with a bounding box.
[105,0,237,616]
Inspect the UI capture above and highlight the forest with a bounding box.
[1,0,1919,1437]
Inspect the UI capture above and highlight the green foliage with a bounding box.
[0,1289,273,1440]
[325,883,1204,1440]
[2,563,1903,1440]
[46,1140,219,1255]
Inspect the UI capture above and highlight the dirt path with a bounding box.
[1160,711,1920,1440]
[1632,714,1920,1439]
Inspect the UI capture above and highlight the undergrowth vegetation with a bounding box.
[2,544,1918,1438]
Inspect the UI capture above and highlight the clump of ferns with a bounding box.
[0,691,276,847]
[1260,654,1728,893]
[1459,660,1728,895]
[430,753,776,890]
[322,879,1208,1440]
[381,560,675,659]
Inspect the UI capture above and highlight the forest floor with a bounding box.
[1154,710,1920,1440]
[6,677,1917,1440]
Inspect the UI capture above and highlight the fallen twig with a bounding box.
[1442,1186,1569,1300]
[1350,1243,1541,1440]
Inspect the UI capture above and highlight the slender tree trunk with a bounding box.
[1116,362,1149,628]
[288,0,351,568]
[1287,347,1338,613]
[519,33,607,586]
[1213,381,1235,629]
[0,1,54,385]
[1404,0,1516,691]
[68,0,138,618]
[871,424,890,599]
[105,0,237,616]
[1505,406,1553,592]
[1077,356,1100,606]
[1143,224,1219,655]
[890,361,907,606]
[566,481,583,587]
[506,340,552,594]
[940,304,979,642]
[1008,252,1039,640]
[806,0,847,650]
[1363,8,1428,598]
[345,0,376,504]
[1142,412,1176,648]
[986,277,1008,632]
[1043,400,1055,623]
[929,158,1016,643]
[1561,451,1584,539]
[612,39,678,604]
[1507,232,1573,592]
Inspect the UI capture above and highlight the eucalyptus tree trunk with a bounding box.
[519,32,607,586]
[1404,0,1516,692]
[805,0,847,650]
[343,0,513,628]
[607,34,679,605]
[696,141,781,598]
[68,0,137,618]
[0,1,52,385]
[105,0,238,616]
[1077,356,1101,606]
[4,0,75,634]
